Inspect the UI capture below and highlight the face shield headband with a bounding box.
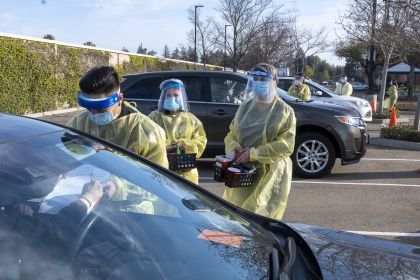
[160,82,184,92]
[250,70,275,80]
[78,91,120,110]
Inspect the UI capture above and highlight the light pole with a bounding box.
[224,24,231,71]
[194,5,204,69]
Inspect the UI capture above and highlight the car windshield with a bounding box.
[307,80,338,96]
[0,130,273,279]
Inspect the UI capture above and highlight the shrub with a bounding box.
[0,35,222,115]
[380,125,420,143]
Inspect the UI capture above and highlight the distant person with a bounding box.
[387,80,399,110]
[335,75,353,96]
[67,66,169,168]
[288,72,311,100]
[149,79,207,184]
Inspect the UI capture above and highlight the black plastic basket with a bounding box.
[168,153,196,171]
[213,164,226,182]
[225,166,256,188]
[213,156,233,182]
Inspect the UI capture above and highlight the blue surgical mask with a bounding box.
[252,81,270,97]
[89,110,115,125]
[163,97,181,111]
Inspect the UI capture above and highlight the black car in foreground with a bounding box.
[122,71,368,178]
[0,114,419,279]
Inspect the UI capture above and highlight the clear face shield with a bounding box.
[244,70,277,104]
[157,79,189,112]
[339,76,347,84]
[76,90,121,137]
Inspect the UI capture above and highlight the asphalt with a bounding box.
[197,146,420,246]
[36,110,420,247]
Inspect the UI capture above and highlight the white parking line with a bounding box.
[291,181,420,188]
[200,177,420,188]
[363,158,420,162]
[347,231,420,237]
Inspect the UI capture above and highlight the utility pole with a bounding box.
[194,5,204,69]
[368,0,377,93]
[224,24,231,71]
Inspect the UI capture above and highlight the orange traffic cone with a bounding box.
[370,99,376,112]
[389,106,397,128]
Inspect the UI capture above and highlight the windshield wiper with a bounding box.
[279,237,297,280]
[270,234,297,280]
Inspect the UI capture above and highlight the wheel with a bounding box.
[292,132,336,179]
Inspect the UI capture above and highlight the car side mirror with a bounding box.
[315,91,323,96]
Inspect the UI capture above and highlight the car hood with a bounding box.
[286,99,361,117]
[334,94,370,105]
[287,222,420,279]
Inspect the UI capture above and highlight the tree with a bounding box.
[137,43,148,54]
[42,34,55,40]
[171,48,181,60]
[303,65,315,78]
[162,45,171,58]
[83,41,96,47]
[187,8,217,66]
[121,47,130,52]
[239,14,295,70]
[147,50,157,56]
[292,26,331,72]
[320,69,330,81]
[215,0,291,71]
[338,0,413,113]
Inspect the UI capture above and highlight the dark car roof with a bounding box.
[122,70,247,89]
[124,70,246,78]
[0,114,65,144]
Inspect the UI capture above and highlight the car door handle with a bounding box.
[212,109,228,116]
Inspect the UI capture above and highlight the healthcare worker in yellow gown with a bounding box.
[288,72,311,100]
[67,66,168,168]
[223,63,296,220]
[149,79,207,184]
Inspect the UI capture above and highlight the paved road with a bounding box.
[197,146,420,246]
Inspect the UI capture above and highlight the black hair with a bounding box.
[79,66,120,96]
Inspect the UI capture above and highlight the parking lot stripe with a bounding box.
[291,181,420,188]
[200,177,420,188]
[363,158,420,162]
[347,231,420,237]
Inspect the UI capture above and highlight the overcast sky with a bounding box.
[0,0,348,65]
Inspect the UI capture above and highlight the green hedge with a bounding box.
[373,110,399,119]
[0,36,222,115]
[0,37,109,114]
[380,125,420,142]
[396,103,417,111]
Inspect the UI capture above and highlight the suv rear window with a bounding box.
[123,77,166,99]
[123,76,203,101]
[277,79,293,91]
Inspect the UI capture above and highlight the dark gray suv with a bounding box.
[122,71,368,178]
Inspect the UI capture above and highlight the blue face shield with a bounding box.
[77,91,120,125]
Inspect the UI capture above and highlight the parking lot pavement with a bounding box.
[197,146,420,246]
[38,111,420,246]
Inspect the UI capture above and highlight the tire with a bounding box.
[292,132,336,179]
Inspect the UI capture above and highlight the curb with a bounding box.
[369,138,420,151]
[371,118,410,124]
[24,107,79,118]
